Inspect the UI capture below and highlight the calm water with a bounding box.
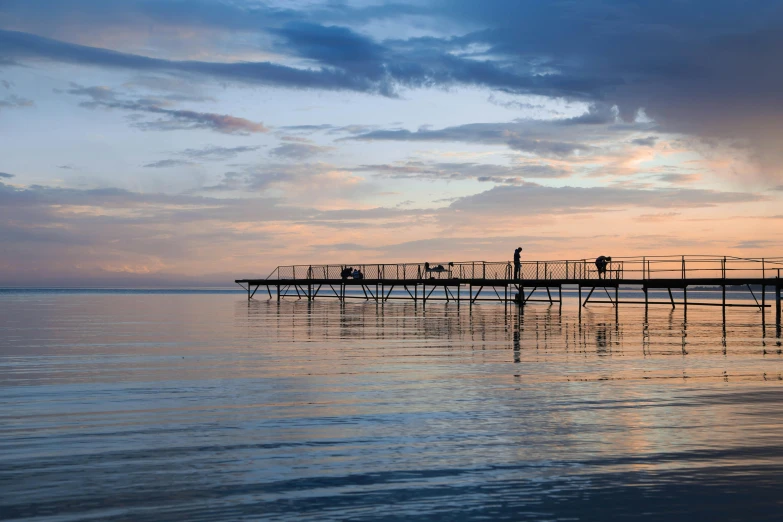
[1,291,783,521]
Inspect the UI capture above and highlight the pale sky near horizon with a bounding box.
[1,0,782,285]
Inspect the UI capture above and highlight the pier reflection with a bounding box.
[246,297,782,379]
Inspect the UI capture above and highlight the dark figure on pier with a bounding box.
[513,247,523,279]
[352,269,363,280]
[595,255,612,279]
[424,262,450,278]
[341,267,353,280]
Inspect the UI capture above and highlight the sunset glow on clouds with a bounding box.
[1,0,782,286]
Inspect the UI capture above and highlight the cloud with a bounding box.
[0,172,14,178]
[447,184,765,216]
[0,94,34,110]
[269,141,333,160]
[487,93,547,111]
[64,84,267,134]
[0,176,777,285]
[733,240,777,249]
[271,21,387,78]
[0,1,428,47]
[179,145,260,160]
[143,159,194,169]
[122,75,215,103]
[281,124,335,132]
[633,212,680,223]
[348,120,609,158]
[0,29,396,95]
[632,136,658,147]
[132,108,268,134]
[201,162,365,199]
[281,123,379,135]
[5,0,783,176]
[0,21,633,100]
[656,173,701,185]
[356,160,571,182]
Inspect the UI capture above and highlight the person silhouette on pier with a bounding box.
[595,255,612,279]
[513,247,523,279]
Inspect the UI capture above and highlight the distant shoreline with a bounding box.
[0,287,244,293]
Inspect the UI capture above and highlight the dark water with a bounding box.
[1,292,783,521]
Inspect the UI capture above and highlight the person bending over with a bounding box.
[595,256,612,279]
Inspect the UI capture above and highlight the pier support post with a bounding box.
[582,287,595,307]
[668,288,675,309]
[684,286,688,322]
[776,283,781,332]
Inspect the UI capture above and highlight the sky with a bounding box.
[1,0,782,286]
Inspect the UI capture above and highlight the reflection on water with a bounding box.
[1,293,783,521]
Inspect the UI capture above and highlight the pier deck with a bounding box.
[236,255,783,326]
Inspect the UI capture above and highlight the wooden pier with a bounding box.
[236,256,783,327]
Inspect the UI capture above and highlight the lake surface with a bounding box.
[1,291,783,521]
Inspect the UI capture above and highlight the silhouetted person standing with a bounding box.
[513,247,523,279]
[595,255,612,279]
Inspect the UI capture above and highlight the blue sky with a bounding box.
[1,0,781,286]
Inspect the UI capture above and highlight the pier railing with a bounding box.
[264,256,783,282]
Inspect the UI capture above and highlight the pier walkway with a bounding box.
[237,255,783,325]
